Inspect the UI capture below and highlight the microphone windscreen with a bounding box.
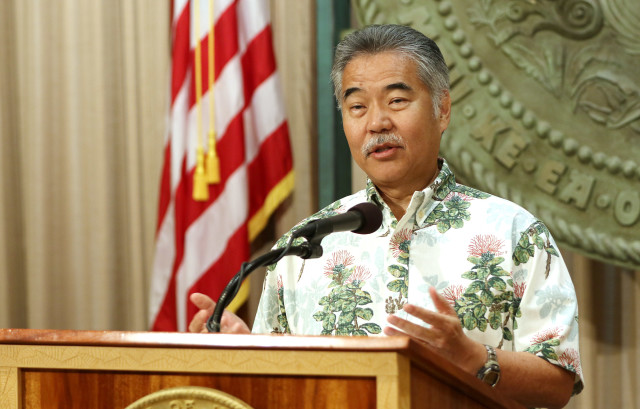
[349,202,383,234]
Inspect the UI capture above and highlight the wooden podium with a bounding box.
[0,329,524,409]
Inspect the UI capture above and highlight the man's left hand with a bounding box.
[384,286,486,375]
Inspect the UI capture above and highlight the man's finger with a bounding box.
[190,292,216,313]
[429,286,457,316]
[386,313,433,342]
[188,309,211,333]
[383,325,404,337]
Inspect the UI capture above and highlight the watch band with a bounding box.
[476,344,501,387]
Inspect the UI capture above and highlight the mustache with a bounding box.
[361,133,405,157]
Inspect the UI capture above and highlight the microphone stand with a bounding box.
[206,239,324,333]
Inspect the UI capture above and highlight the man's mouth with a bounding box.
[362,134,405,158]
[368,144,398,156]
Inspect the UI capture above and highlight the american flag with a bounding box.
[149,0,293,331]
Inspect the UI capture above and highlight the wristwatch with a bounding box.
[476,344,501,387]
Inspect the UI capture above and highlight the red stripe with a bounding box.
[155,141,173,236]
[247,122,293,217]
[187,224,250,322]
[151,269,178,331]
[171,4,190,105]
[151,156,190,332]
[214,3,239,79]
[241,26,276,106]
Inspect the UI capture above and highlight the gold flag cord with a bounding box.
[206,0,220,184]
[192,0,209,201]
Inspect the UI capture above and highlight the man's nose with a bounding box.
[367,104,392,133]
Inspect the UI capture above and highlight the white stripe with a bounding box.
[236,0,269,53]
[148,202,177,326]
[175,165,249,330]
[191,0,235,50]
[215,55,245,137]
[243,72,287,162]
[170,78,190,190]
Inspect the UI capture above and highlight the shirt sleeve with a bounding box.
[513,221,584,395]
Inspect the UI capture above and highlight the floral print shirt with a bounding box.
[253,159,584,395]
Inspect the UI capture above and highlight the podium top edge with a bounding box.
[0,328,413,351]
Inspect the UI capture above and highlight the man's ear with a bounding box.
[438,90,452,134]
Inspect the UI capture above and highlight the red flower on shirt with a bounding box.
[513,281,527,299]
[558,348,582,377]
[390,228,413,258]
[530,327,563,344]
[442,284,465,307]
[468,234,505,257]
[347,265,372,284]
[323,250,356,279]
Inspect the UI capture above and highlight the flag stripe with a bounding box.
[192,0,235,51]
[248,122,292,218]
[170,78,190,190]
[155,142,173,236]
[236,0,269,53]
[183,163,250,282]
[243,73,287,162]
[240,27,276,109]
[187,4,239,110]
[171,5,190,105]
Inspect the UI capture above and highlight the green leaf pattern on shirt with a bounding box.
[274,277,290,334]
[513,221,560,278]
[312,250,381,336]
[454,234,524,348]
[385,228,412,313]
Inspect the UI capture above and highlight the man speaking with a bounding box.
[189,24,583,408]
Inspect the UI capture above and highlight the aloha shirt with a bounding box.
[253,159,584,395]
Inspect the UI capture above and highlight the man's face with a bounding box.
[340,51,451,192]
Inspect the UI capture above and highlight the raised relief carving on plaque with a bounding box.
[125,386,254,409]
[353,0,640,269]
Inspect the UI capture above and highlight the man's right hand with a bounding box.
[188,292,251,334]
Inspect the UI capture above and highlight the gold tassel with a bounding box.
[193,146,209,201]
[206,130,220,184]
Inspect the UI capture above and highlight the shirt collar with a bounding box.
[365,158,457,229]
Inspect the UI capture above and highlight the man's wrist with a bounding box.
[476,344,501,387]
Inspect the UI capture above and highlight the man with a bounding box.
[189,24,583,408]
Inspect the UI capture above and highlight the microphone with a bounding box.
[292,202,382,240]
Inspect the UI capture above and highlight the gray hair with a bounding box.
[331,24,450,115]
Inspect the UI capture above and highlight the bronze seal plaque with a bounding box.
[125,386,254,409]
[353,0,640,269]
